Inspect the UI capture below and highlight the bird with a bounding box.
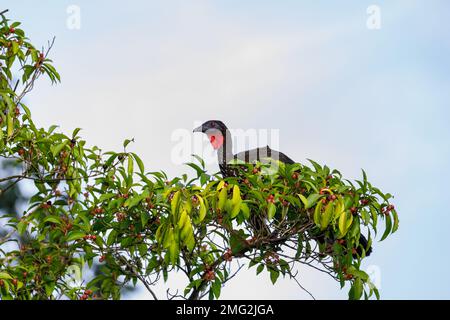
[193,120,372,257]
[193,120,295,178]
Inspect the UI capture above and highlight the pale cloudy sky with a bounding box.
[3,0,450,299]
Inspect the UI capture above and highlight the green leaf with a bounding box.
[231,185,241,206]
[298,194,308,207]
[127,154,134,175]
[380,214,392,241]
[52,141,68,157]
[339,211,353,237]
[240,202,250,220]
[43,216,61,225]
[391,209,399,233]
[267,202,276,220]
[98,193,116,202]
[352,278,363,300]
[256,264,264,275]
[171,191,181,216]
[269,269,280,284]
[0,272,13,280]
[197,196,207,222]
[66,231,86,242]
[305,194,322,209]
[132,152,145,174]
[123,139,134,148]
[107,230,117,246]
[11,41,19,54]
[321,201,334,230]
[217,186,227,211]
[17,220,27,235]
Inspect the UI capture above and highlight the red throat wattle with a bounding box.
[208,133,224,150]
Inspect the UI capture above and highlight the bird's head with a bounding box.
[193,120,228,150]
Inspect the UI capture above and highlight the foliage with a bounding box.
[0,11,398,300]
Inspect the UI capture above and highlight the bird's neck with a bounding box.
[217,130,233,166]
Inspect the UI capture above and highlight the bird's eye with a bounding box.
[210,135,216,143]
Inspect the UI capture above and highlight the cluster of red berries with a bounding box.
[91,207,104,215]
[267,194,275,203]
[80,289,94,300]
[62,223,73,235]
[350,207,358,215]
[83,234,97,241]
[381,204,395,215]
[116,212,126,222]
[99,255,106,263]
[118,193,129,199]
[223,248,233,262]
[191,195,199,205]
[252,167,260,175]
[344,274,353,280]
[291,172,299,180]
[360,198,370,206]
[203,268,215,281]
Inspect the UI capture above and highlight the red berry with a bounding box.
[99,255,106,263]
[12,278,18,286]
[291,172,299,180]
[84,289,93,295]
[18,149,25,156]
[350,207,357,215]
[80,294,88,300]
[9,27,15,33]
[23,272,28,278]
[330,195,337,201]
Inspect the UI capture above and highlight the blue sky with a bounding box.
[3,0,450,299]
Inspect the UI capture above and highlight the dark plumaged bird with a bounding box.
[193,120,372,257]
[193,120,295,178]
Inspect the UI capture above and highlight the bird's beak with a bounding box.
[193,125,203,133]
